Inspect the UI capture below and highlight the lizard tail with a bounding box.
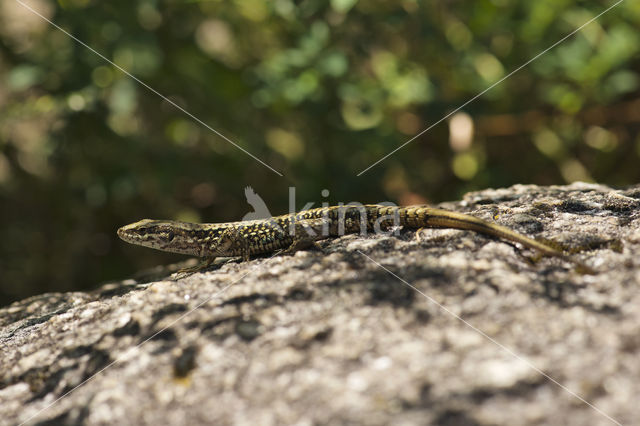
[406,207,595,274]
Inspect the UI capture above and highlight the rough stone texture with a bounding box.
[1,183,639,426]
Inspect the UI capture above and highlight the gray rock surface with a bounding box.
[1,183,639,425]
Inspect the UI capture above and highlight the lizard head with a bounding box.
[117,219,207,256]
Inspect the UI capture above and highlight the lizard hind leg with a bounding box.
[279,218,328,256]
[280,239,324,255]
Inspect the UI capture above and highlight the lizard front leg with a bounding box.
[211,227,251,261]
[177,256,217,274]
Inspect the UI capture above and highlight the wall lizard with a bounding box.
[117,205,593,273]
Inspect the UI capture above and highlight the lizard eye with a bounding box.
[166,231,175,241]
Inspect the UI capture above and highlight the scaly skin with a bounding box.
[117,205,592,272]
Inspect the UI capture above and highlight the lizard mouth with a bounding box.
[116,226,129,240]
[117,226,140,243]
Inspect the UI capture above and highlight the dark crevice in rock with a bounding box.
[112,319,141,337]
[151,303,189,323]
[173,345,198,378]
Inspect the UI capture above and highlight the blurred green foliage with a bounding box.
[1,0,639,305]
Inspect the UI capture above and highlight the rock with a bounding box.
[1,183,638,425]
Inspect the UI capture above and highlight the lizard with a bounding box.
[117,204,594,273]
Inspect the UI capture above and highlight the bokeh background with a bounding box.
[1,0,639,306]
